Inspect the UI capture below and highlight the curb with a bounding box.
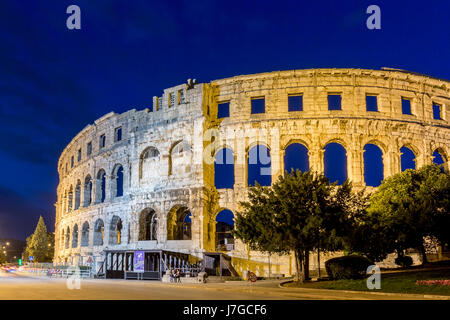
[278,280,450,300]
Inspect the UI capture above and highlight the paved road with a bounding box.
[0,271,446,300]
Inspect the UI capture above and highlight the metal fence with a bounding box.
[21,263,93,278]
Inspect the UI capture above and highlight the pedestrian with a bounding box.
[175,269,181,283]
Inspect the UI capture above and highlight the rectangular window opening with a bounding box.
[169,93,175,108]
[179,90,185,104]
[251,97,265,114]
[288,94,303,112]
[366,95,378,112]
[433,103,442,120]
[87,142,92,156]
[115,127,122,142]
[401,98,412,115]
[218,102,230,118]
[100,134,106,149]
[328,94,342,110]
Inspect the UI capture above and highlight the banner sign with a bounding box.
[134,251,145,272]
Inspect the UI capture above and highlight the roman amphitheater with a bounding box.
[54,68,449,280]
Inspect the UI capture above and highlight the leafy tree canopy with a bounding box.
[365,164,450,263]
[233,170,355,281]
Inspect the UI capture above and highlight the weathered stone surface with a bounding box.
[54,68,449,276]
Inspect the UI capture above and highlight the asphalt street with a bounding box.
[0,271,447,300]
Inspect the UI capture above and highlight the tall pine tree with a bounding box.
[28,216,49,262]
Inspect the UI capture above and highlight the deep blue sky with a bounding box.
[0,0,448,240]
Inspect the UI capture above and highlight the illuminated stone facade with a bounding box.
[54,68,449,276]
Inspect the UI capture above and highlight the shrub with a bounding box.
[395,255,413,267]
[325,255,373,280]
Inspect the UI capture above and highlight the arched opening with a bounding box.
[284,143,309,174]
[113,165,124,197]
[109,216,123,245]
[215,209,234,251]
[169,140,192,176]
[324,142,347,185]
[433,149,447,172]
[84,175,92,206]
[65,227,70,249]
[247,144,271,186]
[167,206,191,240]
[64,190,69,213]
[74,181,81,210]
[139,147,160,180]
[138,208,158,241]
[214,148,234,189]
[400,146,416,171]
[81,222,89,247]
[93,219,104,246]
[96,169,106,203]
[363,143,384,187]
[72,224,79,248]
[68,186,73,211]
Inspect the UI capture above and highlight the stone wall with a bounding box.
[54,68,449,276]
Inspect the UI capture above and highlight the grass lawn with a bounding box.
[284,268,450,296]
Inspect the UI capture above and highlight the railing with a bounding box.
[21,263,93,278]
[177,266,202,278]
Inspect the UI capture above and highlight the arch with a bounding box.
[109,215,123,245]
[64,189,69,213]
[167,206,192,240]
[169,140,192,176]
[247,144,271,186]
[400,146,416,171]
[65,226,70,249]
[214,148,235,189]
[433,148,447,172]
[67,185,73,211]
[215,209,235,251]
[364,139,388,155]
[74,180,81,210]
[72,224,79,248]
[93,219,104,246]
[139,146,160,180]
[81,221,90,247]
[83,175,93,206]
[363,143,384,187]
[323,142,347,185]
[112,165,124,197]
[283,143,309,174]
[138,208,158,241]
[96,169,106,203]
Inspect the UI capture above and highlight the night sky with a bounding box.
[0,1,448,240]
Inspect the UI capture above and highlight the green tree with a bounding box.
[233,170,353,282]
[0,250,6,264]
[28,216,49,262]
[366,164,450,264]
[346,206,395,262]
[22,235,32,262]
[46,232,55,262]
